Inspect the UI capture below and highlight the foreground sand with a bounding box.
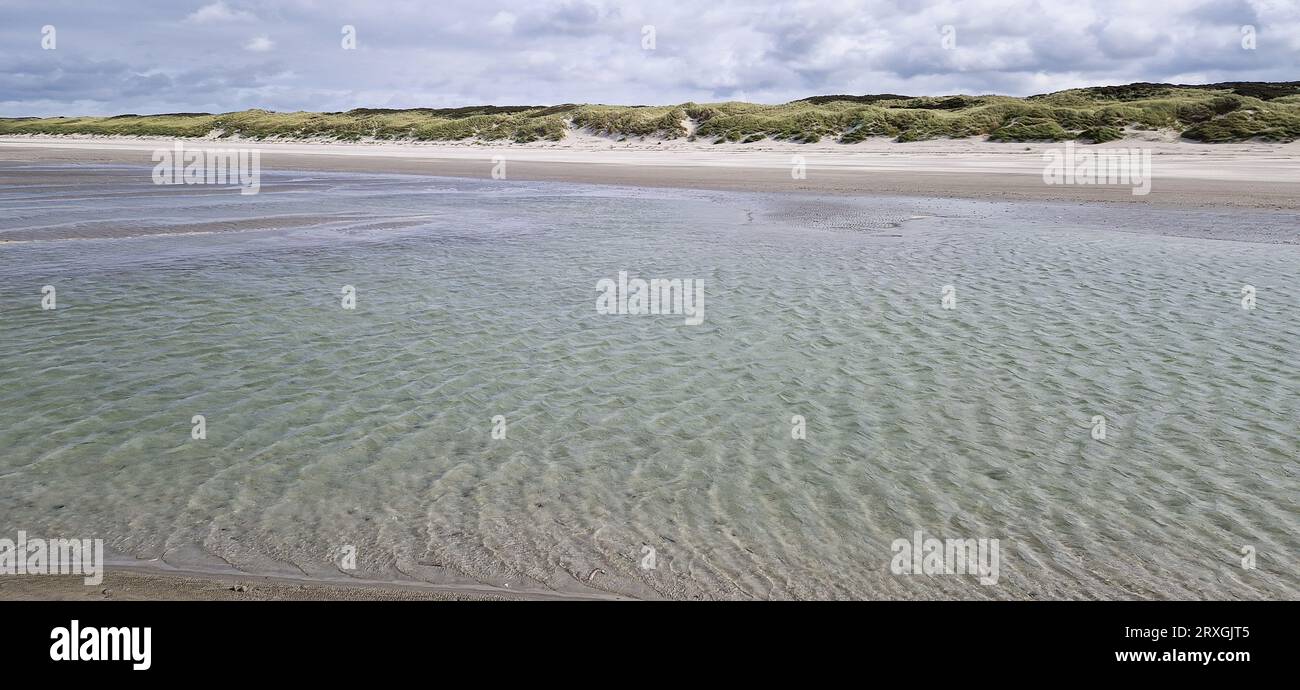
[0,567,623,601]
[3,134,1299,209]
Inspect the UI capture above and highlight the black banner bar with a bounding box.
[1,600,1286,679]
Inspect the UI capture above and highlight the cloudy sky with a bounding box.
[2,0,1296,116]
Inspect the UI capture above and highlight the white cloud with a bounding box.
[488,11,517,33]
[185,2,255,24]
[244,35,274,52]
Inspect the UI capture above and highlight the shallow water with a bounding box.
[1,163,1296,599]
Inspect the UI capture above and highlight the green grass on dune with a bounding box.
[4,81,1298,144]
[570,106,687,138]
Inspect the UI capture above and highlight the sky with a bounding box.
[1,0,1297,116]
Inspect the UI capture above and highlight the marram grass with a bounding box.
[4,82,1298,144]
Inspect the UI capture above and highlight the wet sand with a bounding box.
[3,135,1299,210]
[0,567,622,601]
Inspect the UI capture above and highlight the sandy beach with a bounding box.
[3,134,1299,210]
[0,567,626,601]
[0,570,503,601]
